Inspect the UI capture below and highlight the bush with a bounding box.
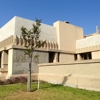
[0,80,5,85]
[19,76,27,83]
[12,77,21,83]
[0,76,27,85]
[4,79,13,84]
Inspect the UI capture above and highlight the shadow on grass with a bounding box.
[39,83,62,90]
[30,88,37,92]
[30,83,62,92]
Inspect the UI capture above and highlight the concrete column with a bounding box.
[7,49,14,76]
[77,54,82,60]
[1,50,8,68]
[53,53,58,62]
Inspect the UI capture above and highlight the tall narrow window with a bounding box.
[49,52,55,63]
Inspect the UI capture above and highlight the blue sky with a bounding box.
[0,0,100,35]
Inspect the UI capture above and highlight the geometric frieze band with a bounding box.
[0,35,58,50]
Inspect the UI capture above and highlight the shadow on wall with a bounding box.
[62,74,72,85]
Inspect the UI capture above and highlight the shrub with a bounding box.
[0,76,27,85]
[5,79,13,84]
[19,76,27,83]
[0,80,5,85]
[13,77,21,83]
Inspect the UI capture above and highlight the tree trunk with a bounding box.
[27,62,31,92]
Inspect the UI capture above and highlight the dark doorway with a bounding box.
[74,54,77,61]
[84,53,87,60]
[88,52,92,59]
[80,52,92,60]
[80,54,84,60]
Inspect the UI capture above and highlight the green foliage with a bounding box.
[33,55,39,63]
[21,18,46,63]
[21,18,45,56]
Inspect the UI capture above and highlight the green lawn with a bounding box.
[0,82,100,100]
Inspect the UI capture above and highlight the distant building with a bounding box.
[0,16,100,80]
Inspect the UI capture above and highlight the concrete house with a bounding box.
[0,16,100,91]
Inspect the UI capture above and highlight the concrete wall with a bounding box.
[0,17,15,42]
[76,35,100,49]
[14,16,57,42]
[39,59,100,91]
[6,49,49,79]
[0,16,57,42]
[12,49,49,74]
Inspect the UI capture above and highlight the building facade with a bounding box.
[0,16,100,83]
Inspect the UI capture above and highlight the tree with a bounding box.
[21,18,45,92]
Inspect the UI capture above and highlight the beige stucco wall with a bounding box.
[39,60,100,91]
[53,21,83,51]
[59,53,74,62]
[1,51,8,68]
[92,51,100,59]
[75,26,84,40]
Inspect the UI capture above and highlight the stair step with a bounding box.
[0,67,8,72]
[0,68,8,76]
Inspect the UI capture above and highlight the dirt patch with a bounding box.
[2,90,41,100]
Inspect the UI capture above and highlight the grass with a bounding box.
[0,82,100,100]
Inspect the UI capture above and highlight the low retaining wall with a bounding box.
[38,59,100,91]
